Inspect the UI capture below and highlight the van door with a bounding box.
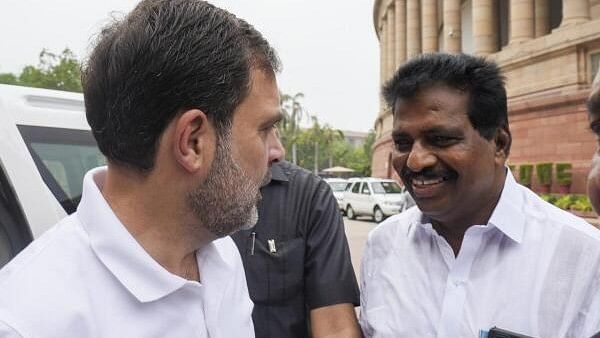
[359,182,374,214]
[347,182,362,214]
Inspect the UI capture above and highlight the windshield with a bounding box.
[328,182,348,192]
[18,125,106,215]
[371,181,403,194]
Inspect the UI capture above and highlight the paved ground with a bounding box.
[343,216,378,281]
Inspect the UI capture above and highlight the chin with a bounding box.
[239,205,259,231]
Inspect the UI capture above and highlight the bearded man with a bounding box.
[0,1,283,337]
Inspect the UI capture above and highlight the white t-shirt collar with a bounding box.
[414,169,525,244]
[76,167,232,303]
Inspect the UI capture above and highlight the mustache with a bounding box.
[400,166,457,182]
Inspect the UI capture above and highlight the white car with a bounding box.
[0,84,105,268]
[342,177,407,223]
[323,178,349,212]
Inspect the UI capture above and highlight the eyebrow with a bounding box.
[392,126,463,138]
[262,111,283,128]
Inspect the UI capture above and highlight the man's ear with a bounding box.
[173,109,213,173]
[494,125,512,161]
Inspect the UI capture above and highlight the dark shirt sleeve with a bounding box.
[303,179,360,309]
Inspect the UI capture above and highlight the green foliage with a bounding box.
[0,48,82,92]
[554,194,577,210]
[555,162,572,186]
[571,197,593,212]
[539,193,558,204]
[0,73,18,85]
[535,162,553,186]
[541,193,593,212]
[519,164,533,185]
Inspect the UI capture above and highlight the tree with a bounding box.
[0,73,18,85]
[279,92,309,164]
[0,48,82,92]
[277,91,374,176]
[320,124,345,168]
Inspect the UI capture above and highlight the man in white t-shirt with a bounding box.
[0,1,284,337]
[360,53,600,338]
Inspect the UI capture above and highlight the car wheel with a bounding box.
[346,205,356,220]
[373,206,385,223]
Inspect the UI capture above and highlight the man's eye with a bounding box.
[394,139,412,152]
[261,124,276,133]
[431,136,456,147]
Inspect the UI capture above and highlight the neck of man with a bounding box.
[101,165,214,282]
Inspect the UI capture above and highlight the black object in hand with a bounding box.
[488,327,534,338]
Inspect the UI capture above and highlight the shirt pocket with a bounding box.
[244,236,305,305]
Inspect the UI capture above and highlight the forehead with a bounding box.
[393,86,471,133]
[232,69,280,124]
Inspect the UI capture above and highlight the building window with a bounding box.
[549,0,563,29]
[498,1,509,48]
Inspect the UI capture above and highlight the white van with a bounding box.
[342,177,407,223]
[0,84,105,268]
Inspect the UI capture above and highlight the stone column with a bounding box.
[387,7,397,78]
[385,19,393,80]
[535,0,550,37]
[561,0,590,26]
[510,0,535,43]
[406,0,422,58]
[395,0,407,67]
[443,0,462,53]
[379,23,387,116]
[422,0,439,53]
[473,0,498,55]
[380,24,386,87]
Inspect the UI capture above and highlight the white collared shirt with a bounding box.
[360,172,600,338]
[0,167,254,338]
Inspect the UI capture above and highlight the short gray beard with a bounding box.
[186,131,263,238]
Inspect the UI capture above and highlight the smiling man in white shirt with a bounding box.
[0,1,284,337]
[360,53,600,338]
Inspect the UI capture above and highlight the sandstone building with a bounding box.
[372,0,600,193]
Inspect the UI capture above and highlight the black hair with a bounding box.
[383,53,507,140]
[82,0,280,172]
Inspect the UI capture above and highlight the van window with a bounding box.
[327,182,348,192]
[372,181,403,194]
[0,165,33,268]
[17,125,106,214]
[351,182,361,194]
[361,184,371,195]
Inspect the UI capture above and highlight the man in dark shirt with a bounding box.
[231,160,361,338]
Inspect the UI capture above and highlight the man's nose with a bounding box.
[406,141,436,173]
[268,128,285,163]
